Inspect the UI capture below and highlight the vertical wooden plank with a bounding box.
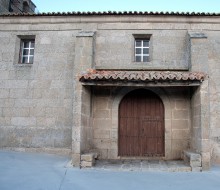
[119,89,165,157]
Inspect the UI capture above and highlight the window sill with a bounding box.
[133,61,150,64]
[14,63,33,67]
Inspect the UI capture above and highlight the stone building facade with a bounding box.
[0,11,220,171]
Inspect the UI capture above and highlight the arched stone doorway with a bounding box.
[118,89,165,157]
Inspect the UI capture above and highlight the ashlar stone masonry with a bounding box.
[1,12,220,171]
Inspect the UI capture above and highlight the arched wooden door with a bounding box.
[119,89,165,157]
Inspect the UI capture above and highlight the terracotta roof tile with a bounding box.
[1,11,220,17]
[79,70,206,83]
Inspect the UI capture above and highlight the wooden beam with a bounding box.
[81,81,202,87]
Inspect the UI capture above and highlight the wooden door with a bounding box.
[119,89,165,157]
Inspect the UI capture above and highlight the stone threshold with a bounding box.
[86,160,192,172]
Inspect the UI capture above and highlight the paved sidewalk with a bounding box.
[0,150,220,190]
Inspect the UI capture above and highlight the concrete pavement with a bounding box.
[0,150,220,190]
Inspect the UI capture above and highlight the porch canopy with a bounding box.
[79,70,206,87]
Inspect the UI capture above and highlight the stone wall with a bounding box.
[189,32,211,170]
[208,31,220,164]
[92,87,115,159]
[167,87,191,160]
[72,31,95,166]
[95,30,189,70]
[0,30,74,154]
[1,14,220,166]
[191,86,201,152]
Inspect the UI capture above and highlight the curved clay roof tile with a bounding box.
[79,70,206,83]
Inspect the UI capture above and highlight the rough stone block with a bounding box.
[0,99,15,107]
[93,152,98,159]
[9,89,31,99]
[93,139,111,149]
[172,140,189,150]
[40,36,52,44]
[192,167,202,172]
[175,99,188,110]
[111,118,118,128]
[36,117,56,127]
[3,108,30,117]
[111,130,118,139]
[30,107,46,117]
[110,140,117,149]
[50,80,65,88]
[2,52,14,62]
[172,120,189,129]
[173,110,189,119]
[94,98,109,110]
[191,153,202,162]
[171,149,182,159]
[190,160,201,167]
[72,141,80,154]
[81,161,94,168]
[11,117,36,126]
[108,149,118,159]
[0,117,11,126]
[29,80,51,89]
[183,151,201,161]
[72,127,81,142]
[172,129,190,140]
[93,119,112,129]
[183,151,202,170]
[201,140,210,152]
[5,80,28,89]
[0,89,9,98]
[93,130,110,139]
[72,154,81,167]
[94,109,111,118]
[81,153,95,162]
[14,99,31,108]
[96,149,108,159]
[201,152,211,171]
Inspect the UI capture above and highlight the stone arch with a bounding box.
[111,87,172,159]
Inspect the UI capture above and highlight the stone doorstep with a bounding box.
[79,151,194,171]
[90,160,192,172]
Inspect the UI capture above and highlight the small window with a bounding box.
[19,40,35,64]
[135,39,150,62]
